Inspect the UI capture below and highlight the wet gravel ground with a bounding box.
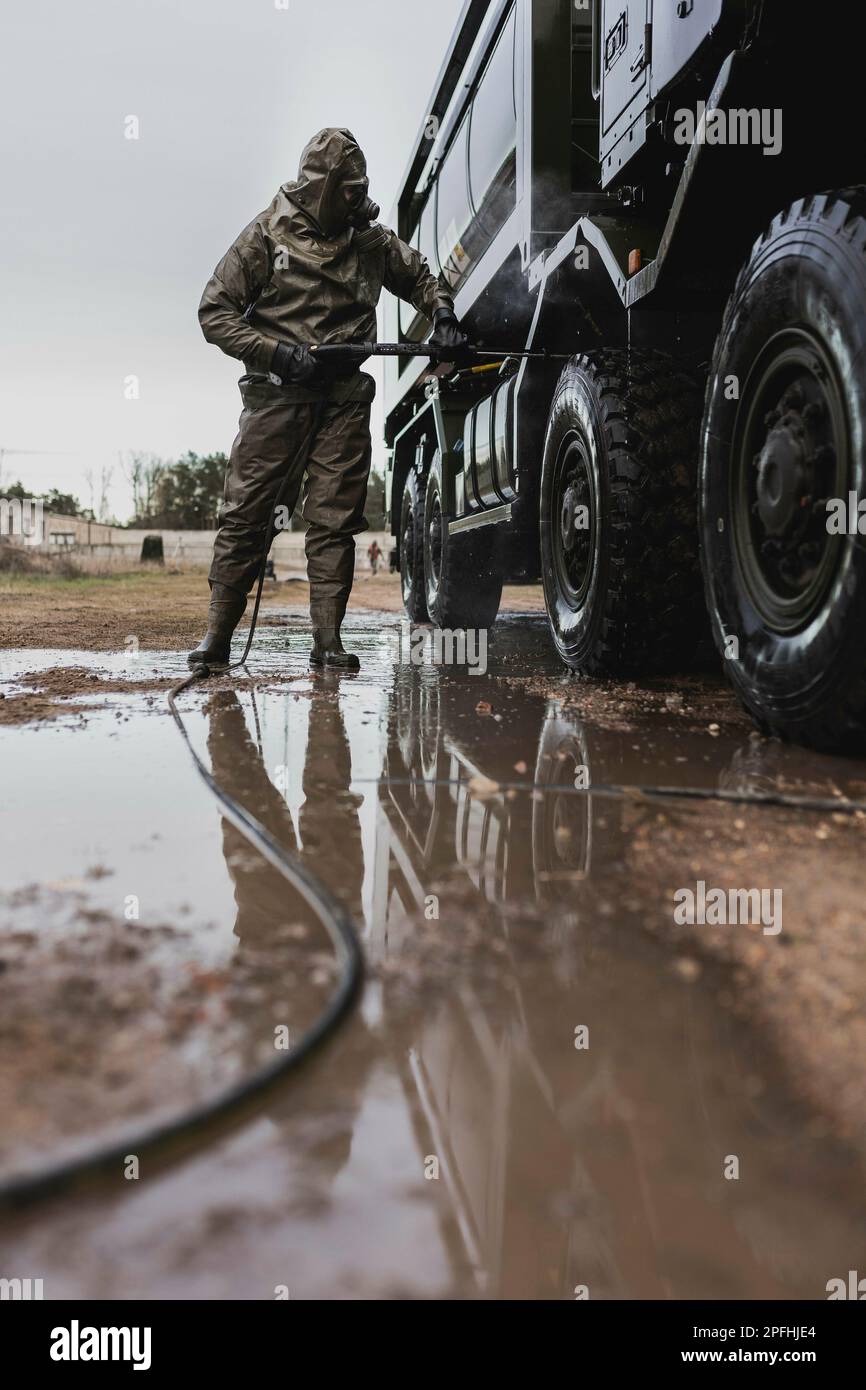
[1,608,866,1298]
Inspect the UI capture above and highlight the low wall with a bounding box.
[7,509,393,576]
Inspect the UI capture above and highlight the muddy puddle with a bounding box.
[1,613,865,1297]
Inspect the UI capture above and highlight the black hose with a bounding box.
[364,775,866,816]
[0,391,365,1209]
[229,391,330,673]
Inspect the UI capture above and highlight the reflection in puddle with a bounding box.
[1,617,866,1297]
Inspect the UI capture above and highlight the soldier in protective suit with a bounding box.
[191,127,469,672]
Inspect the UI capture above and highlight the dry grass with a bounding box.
[0,561,545,652]
[0,544,175,581]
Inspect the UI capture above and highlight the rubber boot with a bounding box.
[188,583,247,670]
[309,625,360,672]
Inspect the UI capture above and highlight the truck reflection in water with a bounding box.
[201,647,866,1299]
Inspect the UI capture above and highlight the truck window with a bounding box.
[418,191,439,277]
[468,4,517,241]
[400,191,439,342]
[436,112,473,291]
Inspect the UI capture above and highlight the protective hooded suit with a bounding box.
[192,128,459,670]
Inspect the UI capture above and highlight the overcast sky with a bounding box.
[0,0,463,520]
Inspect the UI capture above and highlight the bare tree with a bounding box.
[120,451,145,518]
[83,468,96,517]
[119,452,166,522]
[97,464,114,522]
[142,456,165,519]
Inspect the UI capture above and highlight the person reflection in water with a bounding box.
[205,686,373,1207]
[205,686,364,936]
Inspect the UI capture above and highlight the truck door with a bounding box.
[649,0,724,98]
[599,0,650,149]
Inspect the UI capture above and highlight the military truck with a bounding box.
[381,0,866,751]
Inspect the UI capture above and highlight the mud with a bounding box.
[0,884,337,1185]
[1,609,865,1298]
[0,568,542,652]
[0,666,168,726]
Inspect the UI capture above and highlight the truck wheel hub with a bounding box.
[755,422,811,536]
[560,483,580,550]
[427,496,443,584]
[552,435,595,605]
[733,331,847,632]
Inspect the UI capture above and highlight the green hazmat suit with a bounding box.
[198,127,453,630]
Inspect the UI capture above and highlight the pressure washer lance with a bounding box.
[311,341,572,369]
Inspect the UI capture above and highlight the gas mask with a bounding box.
[285,130,387,246]
[342,177,381,230]
[341,172,388,250]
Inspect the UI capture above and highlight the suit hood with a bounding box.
[283,128,368,238]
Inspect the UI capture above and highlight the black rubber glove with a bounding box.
[271,342,321,386]
[430,308,473,365]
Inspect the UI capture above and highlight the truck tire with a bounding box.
[531,708,596,906]
[540,349,705,675]
[699,189,866,751]
[423,450,503,629]
[399,469,428,622]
